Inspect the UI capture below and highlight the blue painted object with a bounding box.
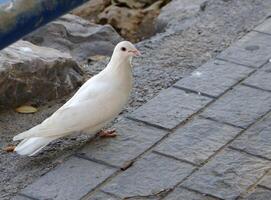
[0,0,89,50]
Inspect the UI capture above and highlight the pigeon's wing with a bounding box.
[14,97,115,140]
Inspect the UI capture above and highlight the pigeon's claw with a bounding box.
[97,129,117,138]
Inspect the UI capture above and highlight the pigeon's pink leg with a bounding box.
[97,129,117,138]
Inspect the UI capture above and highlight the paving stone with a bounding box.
[202,85,271,128]
[182,149,271,200]
[79,118,167,168]
[254,17,271,35]
[155,118,242,165]
[217,31,271,68]
[259,172,271,189]
[231,114,271,160]
[130,87,212,130]
[174,59,252,97]
[21,156,116,200]
[12,195,32,200]
[87,191,119,200]
[165,187,218,200]
[243,62,271,91]
[102,153,195,199]
[242,187,271,200]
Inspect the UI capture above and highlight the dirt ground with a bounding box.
[1,0,271,199]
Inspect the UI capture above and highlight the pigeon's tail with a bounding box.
[14,137,57,156]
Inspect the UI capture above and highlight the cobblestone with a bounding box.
[231,113,271,160]
[19,156,116,200]
[78,118,167,168]
[164,187,218,200]
[174,59,252,97]
[155,117,242,165]
[259,171,271,189]
[102,153,195,199]
[254,17,271,35]
[202,85,271,128]
[182,149,271,200]
[242,187,271,200]
[243,63,271,92]
[217,31,271,68]
[130,87,212,130]
[87,191,119,200]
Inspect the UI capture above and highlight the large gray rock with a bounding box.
[156,0,206,32]
[24,14,122,63]
[0,40,83,107]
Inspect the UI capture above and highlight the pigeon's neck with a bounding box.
[109,54,131,69]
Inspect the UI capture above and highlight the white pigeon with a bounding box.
[13,41,141,156]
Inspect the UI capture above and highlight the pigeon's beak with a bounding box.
[129,49,141,57]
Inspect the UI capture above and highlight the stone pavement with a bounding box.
[13,17,271,200]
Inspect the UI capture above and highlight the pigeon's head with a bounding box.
[113,41,141,59]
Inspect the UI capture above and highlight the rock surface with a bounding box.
[71,0,111,23]
[156,0,207,32]
[0,40,83,107]
[24,14,122,63]
[73,0,168,42]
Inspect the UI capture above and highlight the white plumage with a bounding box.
[13,41,140,156]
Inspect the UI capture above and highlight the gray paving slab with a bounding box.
[78,118,167,168]
[241,187,271,200]
[87,191,119,200]
[102,153,195,199]
[217,31,271,68]
[243,62,271,91]
[243,70,271,92]
[155,117,242,165]
[231,113,271,160]
[129,87,212,130]
[165,187,218,200]
[254,17,271,35]
[182,149,271,200]
[202,85,271,128]
[20,156,116,200]
[259,172,271,189]
[12,195,33,200]
[174,59,253,97]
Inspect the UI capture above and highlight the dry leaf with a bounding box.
[3,145,16,152]
[15,105,38,114]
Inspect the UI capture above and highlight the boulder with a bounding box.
[24,14,122,63]
[98,1,165,42]
[0,40,83,107]
[156,0,207,33]
[71,0,111,23]
[112,0,159,9]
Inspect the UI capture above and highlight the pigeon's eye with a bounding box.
[121,47,126,52]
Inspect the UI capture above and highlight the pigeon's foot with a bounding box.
[97,129,117,138]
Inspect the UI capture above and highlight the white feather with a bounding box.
[13,41,138,156]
